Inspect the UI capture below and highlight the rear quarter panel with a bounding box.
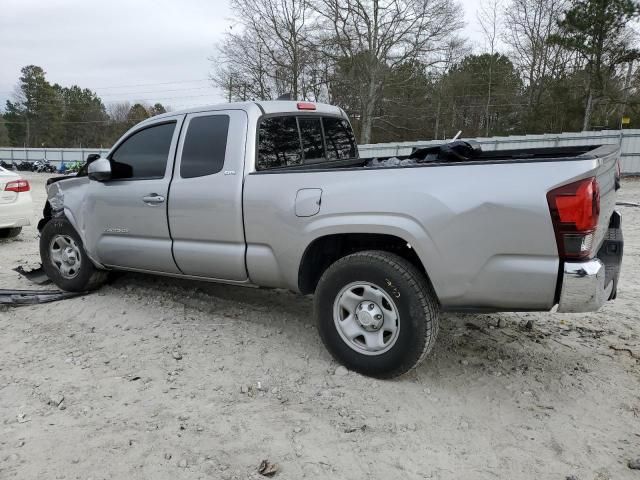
[243,156,607,311]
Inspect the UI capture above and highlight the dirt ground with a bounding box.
[1,172,639,480]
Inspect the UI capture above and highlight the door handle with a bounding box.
[142,194,165,205]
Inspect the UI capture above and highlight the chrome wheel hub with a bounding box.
[50,235,82,279]
[356,301,384,331]
[333,282,400,356]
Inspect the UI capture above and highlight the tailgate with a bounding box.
[591,145,620,252]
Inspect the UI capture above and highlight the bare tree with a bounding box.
[433,36,469,139]
[107,102,131,123]
[315,0,463,143]
[477,0,502,136]
[212,0,316,101]
[503,0,569,114]
[212,30,274,101]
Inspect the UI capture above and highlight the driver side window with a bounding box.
[109,122,176,180]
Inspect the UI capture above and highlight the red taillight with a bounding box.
[4,179,30,193]
[547,177,599,260]
[297,102,316,111]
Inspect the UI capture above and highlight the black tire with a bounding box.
[315,250,439,379]
[40,218,108,292]
[0,227,22,238]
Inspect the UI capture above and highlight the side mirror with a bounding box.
[88,157,112,182]
[86,153,101,164]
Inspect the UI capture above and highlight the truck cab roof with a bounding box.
[145,100,346,124]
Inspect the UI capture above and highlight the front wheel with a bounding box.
[314,250,439,378]
[40,218,108,292]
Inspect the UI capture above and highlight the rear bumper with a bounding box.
[557,212,623,313]
[0,193,32,229]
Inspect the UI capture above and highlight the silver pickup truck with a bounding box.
[38,101,623,378]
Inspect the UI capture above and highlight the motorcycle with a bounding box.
[31,159,57,173]
[16,161,32,171]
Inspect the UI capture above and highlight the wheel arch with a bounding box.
[297,232,439,299]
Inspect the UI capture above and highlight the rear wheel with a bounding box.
[315,250,439,378]
[0,227,22,238]
[40,218,107,292]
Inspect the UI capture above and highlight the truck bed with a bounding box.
[244,143,619,311]
[254,144,615,172]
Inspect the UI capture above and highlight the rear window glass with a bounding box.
[180,115,230,178]
[257,117,302,170]
[324,117,357,160]
[298,117,325,162]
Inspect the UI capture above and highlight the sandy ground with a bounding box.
[1,172,639,480]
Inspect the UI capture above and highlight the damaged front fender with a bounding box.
[37,175,106,269]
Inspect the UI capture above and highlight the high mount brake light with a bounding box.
[297,102,316,111]
[547,177,600,260]
[4,179,30,193]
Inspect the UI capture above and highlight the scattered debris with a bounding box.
[628,458,640,470]
[616,201,640,208]
[172,351,183,360]
[13,264,51,285]
[48,394,65,408]
[0,288,84,306]
[344,425,367,433]
[462,322,499,342]
[258,459,279,477]
[609,345,640,360]
[334,366,349,376]
[256,381,268,391]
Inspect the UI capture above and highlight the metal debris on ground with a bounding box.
[13,264,51,285]
[0,288,84,306]
[258,459,279,477]
[616,201,640,208]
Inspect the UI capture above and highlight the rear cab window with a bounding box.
[257,117,302,169]
[257,115,357,170]
[323,117,357,160]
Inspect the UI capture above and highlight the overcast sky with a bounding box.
[0,0,486,111]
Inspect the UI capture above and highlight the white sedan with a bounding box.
[0,166,32,238]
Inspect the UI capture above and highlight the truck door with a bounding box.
[84,118,183,273]
[168,110,248,281]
